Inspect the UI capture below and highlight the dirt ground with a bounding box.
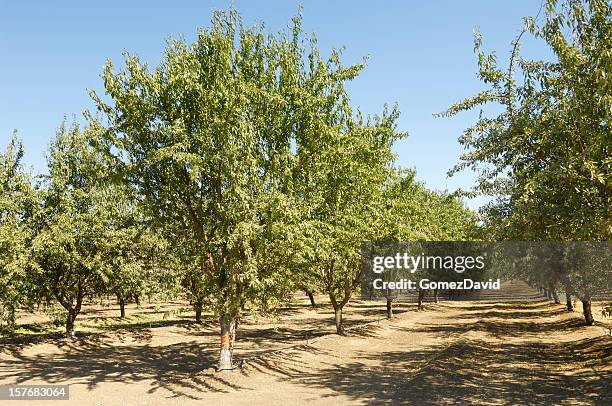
[0,287,610,405]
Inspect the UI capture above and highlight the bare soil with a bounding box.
[1,290,610,405]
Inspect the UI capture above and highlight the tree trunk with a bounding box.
[329,286,353,335]
[218,313,237,371]
[386,298,393,319]
[60,284,84,340]
[334,306,345,334]
[433,288,439,303]
[417,288,426,310]
[195,301,203,323]
[305,290,316,309]
[2,304,16,331]
[66,309,76,339]
[550,287,560,304]
[119,298,126,318]
[417,289,427,310]
[560,275,573,312]
[582,300,595,326]
[386,287,393,318]
[134,294,141,308]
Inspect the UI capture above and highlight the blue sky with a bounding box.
[0,1,551,209]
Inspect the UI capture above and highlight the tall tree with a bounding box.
[91,10,366,369]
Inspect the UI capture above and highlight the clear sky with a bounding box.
[0,1,551,209]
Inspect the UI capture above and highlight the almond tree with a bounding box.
[380,171,478,313]
[31,122,108,338]
[90,10,347,369]
[0,135,36,330]
[294,103,405,334]
[441,0,611,325]
[99,187,172,318]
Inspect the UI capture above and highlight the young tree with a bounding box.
[100,187,153,318]
[31,122,108,338]
[295,105,404,334]
[0,135,36,330]
[379,170,478,312]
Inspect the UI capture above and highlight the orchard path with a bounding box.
[203,299,611,405]
[1,284,610,405]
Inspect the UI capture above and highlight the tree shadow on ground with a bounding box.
[0,338,250,399]
[409,316,588,338]
[457,301,554,312]
[0,319,203,350]
[276,336,611,405]
[0,328,381,400]
[0,305,390,399]
[455,307,568,320]
[246,301,612,404]
[1,300,608,403]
